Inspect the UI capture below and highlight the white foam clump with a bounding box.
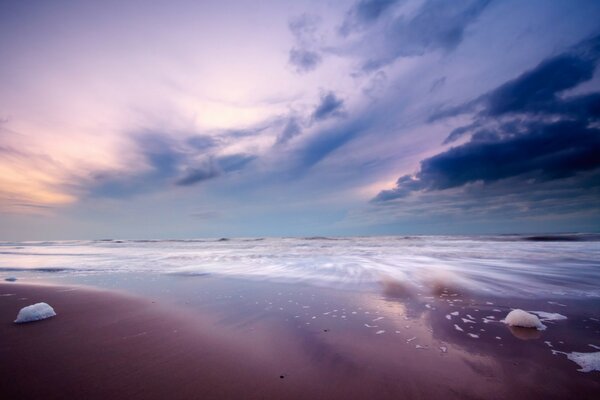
[14,302,56,323]
[504,309,546,330]
[553,350,600,372]
[530,311,567,322]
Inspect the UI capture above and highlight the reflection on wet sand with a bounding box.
[3,273,600,399]
[508,326,542,340]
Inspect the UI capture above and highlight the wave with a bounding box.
[521,234,600,242]
[0,267,74,273]
[1,236,599,298]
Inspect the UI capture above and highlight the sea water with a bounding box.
[1,234,599,298]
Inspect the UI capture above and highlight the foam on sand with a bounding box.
[552,350,600,372]
[14,302,56,323]
[530,311,567,322]
[503,309,546,330]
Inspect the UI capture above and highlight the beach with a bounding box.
[2,266,599,399]
[3,0,600,397]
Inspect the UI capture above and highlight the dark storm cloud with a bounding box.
[374,120,600,201]
[374,34,600,203]
[361,0,491,71]
[485,55,596,116]
[433,35,600,129]
[312,91,345,121]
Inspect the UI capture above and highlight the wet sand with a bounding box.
[1,280,599,399]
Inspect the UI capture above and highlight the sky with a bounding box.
[1,0,600,239]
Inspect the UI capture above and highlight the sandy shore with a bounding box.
[0,282,301,400]
[1,281,599,399]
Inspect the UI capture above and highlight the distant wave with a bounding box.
[301,236,345,241]
[0,251,98,256]
[521,234,600,242]
[0,267,73,273]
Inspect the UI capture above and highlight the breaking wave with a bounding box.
[1,235,599,298]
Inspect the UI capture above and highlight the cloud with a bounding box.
[433,35,600,128]
[293,117,371,171]
[374,120,600,201]
[339,0,400,36]
[355,172,600,234]
[485,55,596,117]
[275,92,345,148]
[218,153,256,173]
[373,34,600,210]
[289,48,322,73]
[288,14,323,73]
[176,161,220,186]
[312,91,345,121]
[0,134,76,211]
[88,132,257,197]
[276,117,302,145]
[360,0,491,71]
[186,135,218,150]
[287,0,489,74]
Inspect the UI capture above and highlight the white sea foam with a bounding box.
[1,236,599,297]
[552,350,600,372]
[14,302,56,323]
[530,311,567,322]
[504,309,546,330]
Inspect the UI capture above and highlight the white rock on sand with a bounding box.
[503,309,546,330]
[14,303,56,323]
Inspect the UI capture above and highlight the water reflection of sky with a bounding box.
[18,270,599,395]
